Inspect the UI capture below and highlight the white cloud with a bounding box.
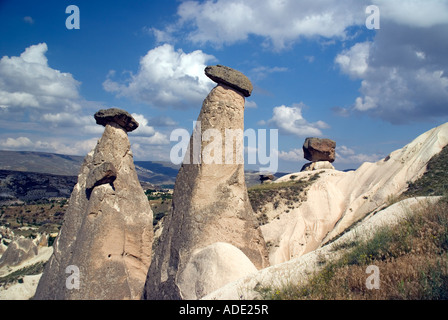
[123,113,171,150]
[148,26,176,43]
[0,43,81,113]
[267,103,329,137]
[0,136,98,156]
[336,12,448,124]
[23,16,34,24]
[148,116,177,127]
[146,132,170,145]
[304,56,315,63]
[278,148,304,162]
[250,66,288,80]
[335,42,371,79]
[245,100,257,108]
[103,44,216,109]
[335,145,383,165]
[0,43,173,160]
[0,43,152,157]
[373,0,448,28]
[131,143,171,162]
[131,113,156,137]
[41,112,93,128]
[337,145,355,156]
[0,137,34,149]
[162,0,365,50]
[131,133,170,146]
[129,113,170,147]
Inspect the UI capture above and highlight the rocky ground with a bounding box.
[0,187,173,300]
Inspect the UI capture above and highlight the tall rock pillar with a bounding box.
[143,65,269,300]
[34,108,154,300]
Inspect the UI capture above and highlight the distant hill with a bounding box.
[0,150,180,187]
[134,161,180,187]
[0,150,83,176]
[0,170,77,203]
[0,151,290,201]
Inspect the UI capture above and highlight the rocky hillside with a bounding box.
[252,122,448,266]
[0,151,83,176]
[0,150,284,204]
[0,170,77,204]
[205,122,448,299]
[0,150,180,187]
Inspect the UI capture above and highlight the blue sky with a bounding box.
[1,0,448,173]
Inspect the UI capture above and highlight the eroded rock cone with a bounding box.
[34,108,153,300]
[143,66,268,300]
[300,161,335,172]
[0,237,38,269]
[303,137,336,163]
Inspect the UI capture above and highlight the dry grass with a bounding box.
[256,197,448,300]
[248,173,320,223]
[0,261,46,287]
[0,201,67,236]
[405,145,448,197]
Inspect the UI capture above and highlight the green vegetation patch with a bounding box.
[248,173,321,214]
[146,189,173,226]
[405,144,448,197]
[0,261,46,287]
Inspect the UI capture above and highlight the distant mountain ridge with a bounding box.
[0,150,180,187]
[0,150,84,176]
[0,170,77,203]
[0,150,288,189]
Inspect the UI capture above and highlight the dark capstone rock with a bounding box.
[303,138,336,163]
[205,65,253,97]
[94,108,139,132]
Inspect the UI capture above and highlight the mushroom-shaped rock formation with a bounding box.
[143,66,268,300]
[34,108,153,300]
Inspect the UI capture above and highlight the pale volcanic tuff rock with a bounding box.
[262,122,448,265]
[34,108,153,300]
[300,161,335,172]
[205,196,441,300]
[0,237,38,269]
[143,66,269,300]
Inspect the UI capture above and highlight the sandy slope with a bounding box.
[0,246,53,300]
[204,196,441,300]
[261,122,448,265]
